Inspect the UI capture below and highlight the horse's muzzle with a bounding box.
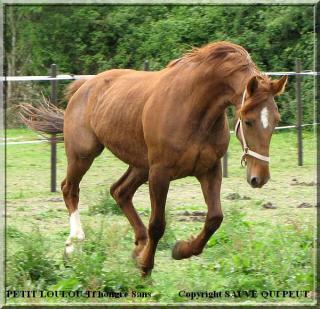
[248,176,269,188]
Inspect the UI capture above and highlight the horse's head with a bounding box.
[236,75,288,188]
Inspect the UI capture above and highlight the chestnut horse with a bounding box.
[21,41,287,276]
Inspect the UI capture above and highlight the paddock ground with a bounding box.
[5,128,316,305]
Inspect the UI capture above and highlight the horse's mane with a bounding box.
[167,41,275,113]
[167,41,258,77]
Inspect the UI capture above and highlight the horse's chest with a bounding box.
[173,139,228,178]
[170,120,230,178]
[194,143,226,173]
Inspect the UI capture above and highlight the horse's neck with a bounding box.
[165,63,258,131]
[194,68,261,132]
[189,83,231,133]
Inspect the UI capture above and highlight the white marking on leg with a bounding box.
[65,210,85,253]
[260,107,269,128]
[69,210,85,240]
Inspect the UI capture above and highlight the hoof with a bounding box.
[135,254,153,277]
[64,243,75,257]
[141,269,152,277]
[63,245,74,267]
[172,240,193,260]
[64,238,84,260]
[132,243,145,259]
[140,263,153,277]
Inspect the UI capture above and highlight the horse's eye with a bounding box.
[244,120,253,127]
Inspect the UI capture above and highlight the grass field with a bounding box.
[5,127,316,305]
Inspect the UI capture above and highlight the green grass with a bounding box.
[89,190,122,216]
[5,128,316,305]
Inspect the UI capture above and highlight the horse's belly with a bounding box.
[103,137,149,168]
[94,120,149,168]
[91,97,149,168]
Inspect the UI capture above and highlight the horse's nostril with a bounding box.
[250,176,260,187]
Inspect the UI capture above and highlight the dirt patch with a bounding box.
[262,202,277,209]
[297,202,313,208]
[225,193,251,200]
[291,179,316,187]
[178,210,206,216]
[242,196,251,200]
[47,197,64,202]
[176,210,206,222]
[226,193,241,200]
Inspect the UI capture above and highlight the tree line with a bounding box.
[5,5,314,126]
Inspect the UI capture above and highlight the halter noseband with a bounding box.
[235,89,270,166]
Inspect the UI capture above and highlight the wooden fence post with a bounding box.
[144,60,149,71]
[295,59,303,166]
[50,64,57,192]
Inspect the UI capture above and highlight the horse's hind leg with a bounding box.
[110,166,148,257]
[62,144,103,256]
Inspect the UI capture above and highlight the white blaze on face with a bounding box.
[260,107,269,129]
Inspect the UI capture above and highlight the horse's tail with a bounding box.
[19,78,90,136]
[19,97,65,135]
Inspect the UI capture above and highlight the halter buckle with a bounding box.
[241,158,247,167]
[241,153,247,167]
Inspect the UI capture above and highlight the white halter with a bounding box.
[235,89,270,166]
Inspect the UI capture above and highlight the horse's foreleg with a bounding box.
[172,160,223,260]
[62,156,95,256]
[110,166,149,257]
[137,166,170,276]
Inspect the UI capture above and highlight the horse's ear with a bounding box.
[246,75,260,97]
[271,75,288,96]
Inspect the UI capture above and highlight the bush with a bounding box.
[7,227,58,290]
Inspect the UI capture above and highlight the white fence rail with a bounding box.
[0,71,318,82]
[1,75,95,82]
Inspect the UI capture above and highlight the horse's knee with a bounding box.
[205,213,223,233]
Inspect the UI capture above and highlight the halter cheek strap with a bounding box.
[235,89,270,166]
